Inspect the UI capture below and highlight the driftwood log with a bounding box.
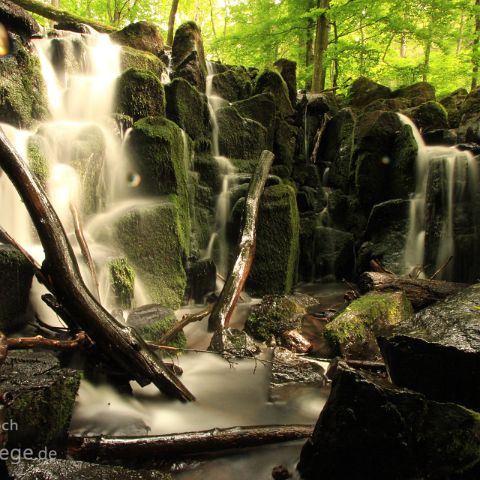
[0,128,194,402]
[10,0,116,33]
[359,271,468,310]
[208,150,274,332]
[69,424,313,463]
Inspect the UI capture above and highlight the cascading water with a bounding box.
[401,114,480,281]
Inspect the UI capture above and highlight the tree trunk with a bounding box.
[332,20,339,89]
[69,424,314,463]
[311,0,330,93]
[457,13,465,54]
[11,0,116,33]
[400,33,407,58]
[167,0,180,47]
[358,272,468,310]
[208,150,274,333]
[423,40,431,82]
[0,128,194,402]
[472,0,480,90]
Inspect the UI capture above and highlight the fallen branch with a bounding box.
[359,271,468,310]
[208,150,274,333]
[0,128,194,402]
[10,0,116,33]
[6,332,90,350]
[0,333,7,368]
[68,424,314,463]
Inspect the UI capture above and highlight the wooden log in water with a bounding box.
[69,424,314,463]
[0,128,194,402]
[10,0,116,33]
[208,150,275,333]
[358,271,468,310]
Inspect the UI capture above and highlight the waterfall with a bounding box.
[401,114,479,281]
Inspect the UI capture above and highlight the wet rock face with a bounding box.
[298,364,480,480]
[110,22,164,56]
[0,245,34,332]
[347,76,391,109]
[0,351,80,455]
[186,258,216,304]
[8,459,172,480]
[379,283,480,411]
[0,0,40,40]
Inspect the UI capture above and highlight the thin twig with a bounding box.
[430,256,453,280]
[7,332,90,350]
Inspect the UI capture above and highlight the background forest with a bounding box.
[37,0,480,96]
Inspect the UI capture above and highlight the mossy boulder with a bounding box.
[0,0,40,39]
[108,257,135,309]
[127,116,191,234]
[274,58,297,107]
[353,111,418,212]
[119,46,166,79]
[347,77,391,109]
[254,68,295,118]
[115,68,165,121]
[114,200,189,308]
[165,77,211,150]
[440,87,468,128]
[247,184,299,296]
[403,100,449,132]
[1,351,80,454]
[273,118,298,172]
[211,68,252,102]
[110,21,164,55]
[458,87,480,142]
[392,81,436,107]
[233,93,276,149]
[0,245,34,332]
[26,135,49,188]
[216,106,268,161]
[245,295,306,343]
[325,291,413,361]
[127,304,186,349]
[186,259,216,304]
[171,21,207,91]
[0,38,48,128]
[298,364,480,480]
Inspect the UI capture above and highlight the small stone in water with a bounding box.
[272,465,291,479]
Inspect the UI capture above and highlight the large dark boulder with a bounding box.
[403,101,449,132]
[115,68,165,121]
[110,21,164,55]
[273,58,297,107]
[440,87,468,129]
[298,364,480,480]
[119,46,166,79]
[0,245,34,332]
[171,21,207,91]
[353,111,418,212]
[378,283,480,411]
[347,77,391,109]
[0,0,40,40]
[273,118,298,172]
[392,81,436,107]
[254,68,295,118]
[210,67,252,102]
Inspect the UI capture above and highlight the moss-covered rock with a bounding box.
[298,363,480,480]
[273,118,298,172]
[0,0,40,39]
[171,21,207,91]
[347,77,391,109]
[403,100,449,132]
[211,68,252,102]
[247,184,299,296]
[127,116,191,237]
[0,245,34,332]
[216,106,267,161]
[392,81,436,106]
[440,87,468,128]
[325,291,412,361]
[165,77,211,150]
[233,93,276,149]
[26,135,49,188]
[108,257,135,309]
[115,68,165,121]
[114,200,189,308]
[274,58,297,107]
[245,295,306,343]
[0,38,48,128]
[110,21,164,55]
[254,68,295,118]
[119,46,166,79]
[127,304,186,349]
[1,351,80,454]
[457,87,480,142]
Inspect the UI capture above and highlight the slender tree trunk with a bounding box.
[305,0,315,68]
[332,20,339,89]
[167,0,180,47]
[423,40,431,82]
[359,18,366,75]
[457,13,465,54]
[472,0,480,89]
[311,0,330,93]
[400,33,407,58]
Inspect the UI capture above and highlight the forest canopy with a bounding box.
[35,0,480,96]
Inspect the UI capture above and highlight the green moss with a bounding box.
[26,136,49,187]
[115,68,165,121]
[254,68,294,118]
[138,313,186,350]
[211,68,252,102]
[247,184,300,296]
[0,39,48,128]
[245,295,305,342]
[119,45,165,78]
[407,100,449,131]
[109,257,135,309]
